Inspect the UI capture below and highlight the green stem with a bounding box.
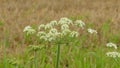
[56,44,60,68]
[34,51,38,68]
[3,46,6,68]
[4,30,9,68]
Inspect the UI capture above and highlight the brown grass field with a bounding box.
[0,0,120,58]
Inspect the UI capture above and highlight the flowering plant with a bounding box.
[23,17,97,68]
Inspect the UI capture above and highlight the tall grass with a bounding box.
[3,30,9,68]
[0,18,120,68]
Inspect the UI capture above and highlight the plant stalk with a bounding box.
[56,44,60,68]
[34,51,38,68]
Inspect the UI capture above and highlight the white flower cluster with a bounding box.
[70,31,79,37]
[38,20,57,30]
[61,29,71,36]
[87,28,97,34]
[61,24,69,30]
[106,52,120,58]
[37,31,46,40]
[49,20,58,26]
[37,28,60,42]
[106,43,120,58]
[106,42,117,49]
[46,28,60,41]
[74,20,85,29]
[36,17,83,42]
[58,17,73,25]
[23,26,36,35]
[38,24,45,30]
[23,17,88,42]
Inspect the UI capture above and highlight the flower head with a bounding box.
[70,31,79,37]
[106,42,117,49]
[49,20,58,26]
[74,20,85,29]
[38,24,45,30]
[61,29,71,36]
[39,36,47,41]
[87,28,97,34]
[49,28,58,34]
[37,31,46,37]
[61,24,69,30]
[46,33,56,42]
[58,17,72,25]
[23,26,36,35]
[106,52,120,58]
[45,23,53,30]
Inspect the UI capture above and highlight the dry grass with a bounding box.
[0,0,120,56]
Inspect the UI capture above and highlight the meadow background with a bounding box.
[0,0,120,68]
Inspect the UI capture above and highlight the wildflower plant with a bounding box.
[23,17,98,68]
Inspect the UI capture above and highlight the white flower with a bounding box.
[23,26,32,32]
[61,29,71,36]
[70,31,79,37]
[49,20,58,26]
[45,24,53,30]
[49,28,58,34]
[37,31,46,37]
[37,29,60,42]
[87,28,97,34]
[49,28,60,37]
[106,52,120,58]
[61,24,69,30]
[58,17,72,25]
[38,24,45,30]
[46,33,56,42]
[37,31,47,41]
[106,43,117,49]
[39,36,47,41]
[23,26,36,35]
[48,37,55,42]
[74,20,85,29]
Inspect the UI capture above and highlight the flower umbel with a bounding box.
[38,24,45,30]
[23,26,36,35]
[45,24,53,30]
[87,28,97,34]
[70,31,79,37]
[106,42,117,49]
[49,20,58,26]
[58,17,72,25]
[74,20,85,29]
[106,52,120,58]
[61,24,69,30]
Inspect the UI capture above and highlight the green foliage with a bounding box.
[1,18,120,68]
